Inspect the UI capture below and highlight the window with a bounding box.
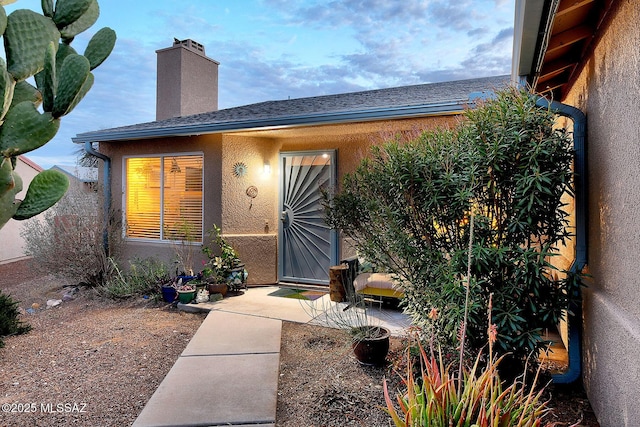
[124,154,203,241]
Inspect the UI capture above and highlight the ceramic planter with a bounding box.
[351,326,390,366]
[161,285,176,302]
[207,283,228,297]
[177,289,196,304]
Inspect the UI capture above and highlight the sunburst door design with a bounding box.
[279,151,338,285]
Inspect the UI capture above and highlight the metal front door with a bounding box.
[278,151,338,285]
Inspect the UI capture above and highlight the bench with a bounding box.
[340,257,403,302]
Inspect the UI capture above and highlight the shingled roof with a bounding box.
[73,75,510,144]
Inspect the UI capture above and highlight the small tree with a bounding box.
[326,88,583,362]
[21,183,121,287]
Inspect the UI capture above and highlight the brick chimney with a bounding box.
[156,38,219,121]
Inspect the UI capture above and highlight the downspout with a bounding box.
[535,96,587,384]
[84,141,111,255]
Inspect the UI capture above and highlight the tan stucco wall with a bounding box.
[0,157,41,264]
[561,2,640,425]
[156,44,219,120]
[220,134,280,283]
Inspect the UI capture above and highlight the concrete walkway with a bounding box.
[132,286,410,427]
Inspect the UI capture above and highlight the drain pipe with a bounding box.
[84,141,111,255]
[535,96,587,384]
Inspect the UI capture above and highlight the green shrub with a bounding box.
[99,257,171,299]
[325,88,583,362]
[0,290,31,348]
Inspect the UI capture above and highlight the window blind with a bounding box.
[125,155,203,241]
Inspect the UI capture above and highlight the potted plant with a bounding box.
[161,281,177,302]
[176,283,196,304]
[310,293,390,366]
[201,225,248,293]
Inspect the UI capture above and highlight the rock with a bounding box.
[209,293,223,302]
[31,303,40,310]
[46,299,63,308]
[62,287,79,301]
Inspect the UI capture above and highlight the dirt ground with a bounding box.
[0,259,599,426]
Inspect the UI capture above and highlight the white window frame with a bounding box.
[122,152,204,243]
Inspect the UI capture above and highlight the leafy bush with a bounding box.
[201,224,244,287]
[21,184,121,287]
[0,291,31,348]
[99,257,171,299]
[325,88,583,362]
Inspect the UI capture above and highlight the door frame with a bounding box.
[277,150,339,285]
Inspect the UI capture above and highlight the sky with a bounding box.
[5,0,515,169]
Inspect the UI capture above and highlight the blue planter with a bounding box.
[161,285,176,302]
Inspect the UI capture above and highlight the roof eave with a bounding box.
[512,0,549,84]
[72,101,471,144]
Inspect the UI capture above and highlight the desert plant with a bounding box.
[0,290,31,348]
[201,224,246,289]
[20,183,122,286]
[383,341,550,427]
[166,218,199,276]
[99,257,171,299]
[0,0,116,230]
[325,87,583,363]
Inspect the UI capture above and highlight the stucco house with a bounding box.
[73,38,509,287]
[514,0,639,425]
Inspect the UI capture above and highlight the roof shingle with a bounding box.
[74,75,510,143]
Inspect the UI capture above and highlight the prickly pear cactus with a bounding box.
[0,0,116,230]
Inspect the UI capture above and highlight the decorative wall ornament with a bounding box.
[246,185,258,209]
[233,162,248,178]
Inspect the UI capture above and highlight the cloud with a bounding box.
[256,0,512,89]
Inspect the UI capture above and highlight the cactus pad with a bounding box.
[11,81,42,109]
[35,41,57,113]
[53,0,93,28]
[41,0,54,18]
[59,0,98,39]
[84,27,116,70]
[0,58,15,123]
[0,157,15,197]
[0,168,21,228]
[0,101,60,156]
[13,169,68,220]
[0,0,114,231]
[5,9,60,81]
[52,54,90,118]
[0,4,7,35]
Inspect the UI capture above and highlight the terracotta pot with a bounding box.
[351,326,390,366]
[207,283,228,297]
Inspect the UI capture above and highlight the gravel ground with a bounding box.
[0,260,205,427]
[1,259,599,427]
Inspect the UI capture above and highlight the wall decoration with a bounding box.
[233,162,248,178]
[246,185,258,209]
